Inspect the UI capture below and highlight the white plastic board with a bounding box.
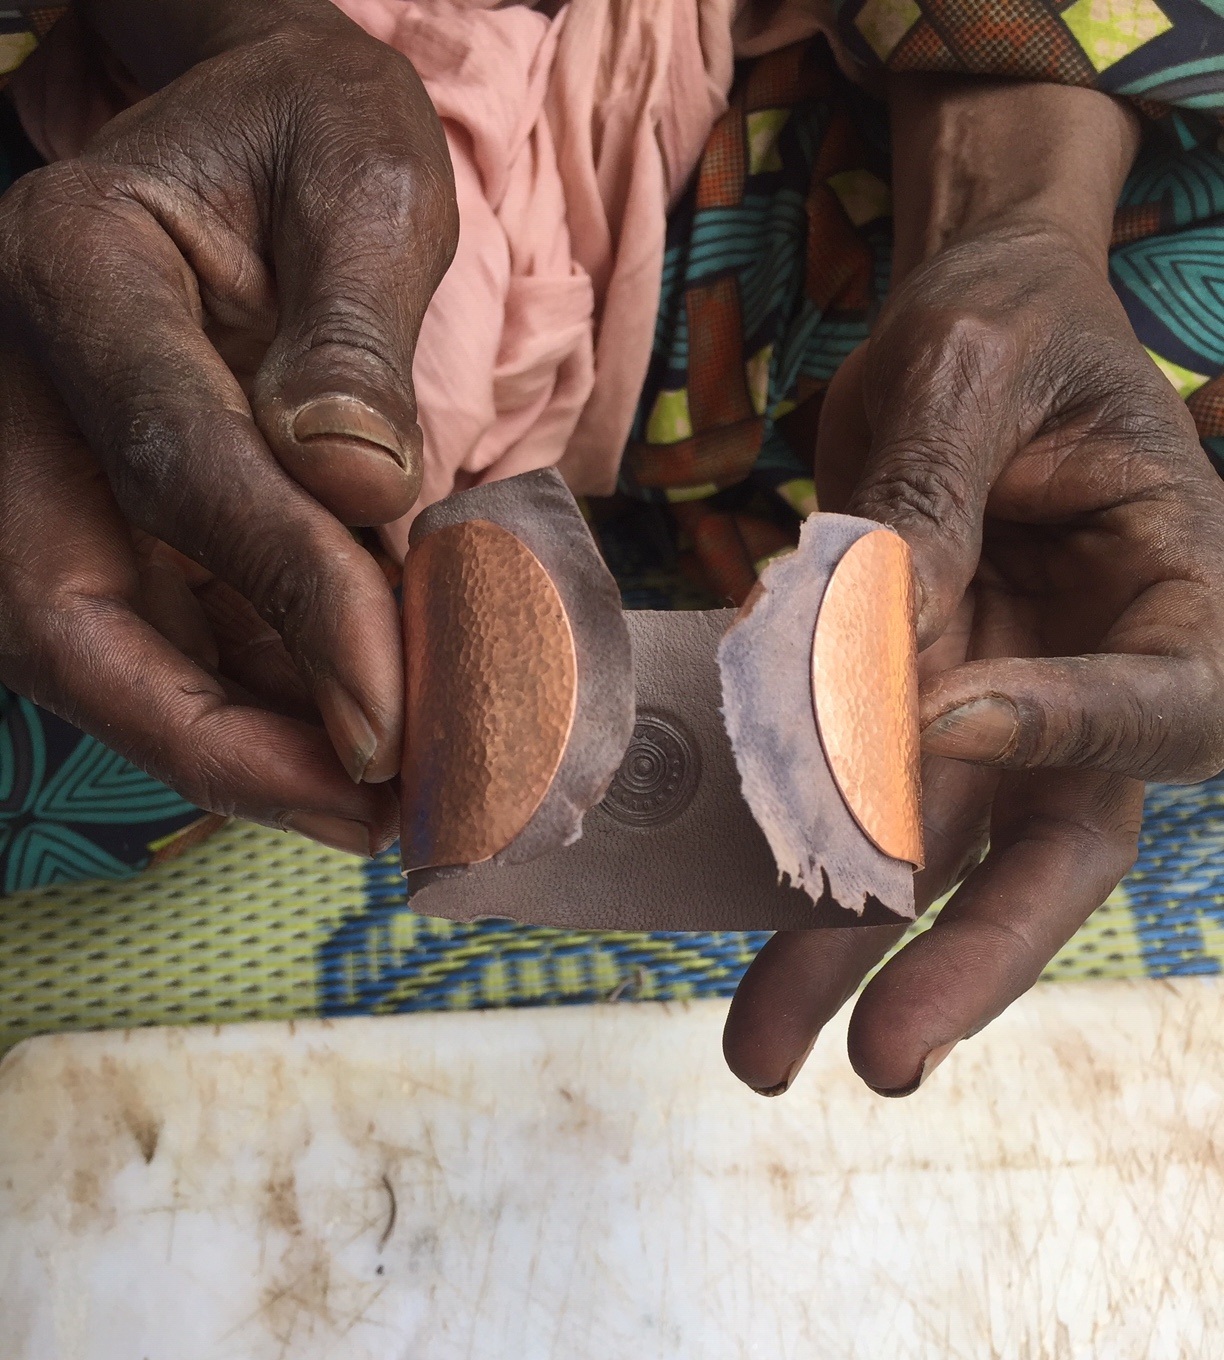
[2,981,1222,1358]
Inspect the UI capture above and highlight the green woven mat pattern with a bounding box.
[0,769,1221,1056]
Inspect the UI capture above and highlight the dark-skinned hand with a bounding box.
[0,0,458,854]
[724,79,1224,1097]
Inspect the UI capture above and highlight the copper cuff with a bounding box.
[402,469,920,931]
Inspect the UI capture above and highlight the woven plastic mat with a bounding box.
[0,772,1221,1056]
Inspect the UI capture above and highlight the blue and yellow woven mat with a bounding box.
[0,773,1221,1058]
[1,501,1223,1056]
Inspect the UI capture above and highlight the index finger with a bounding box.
[846,302,1030,646]
[0,353,397,852]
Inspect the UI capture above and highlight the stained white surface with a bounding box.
[1,982,1222,1359]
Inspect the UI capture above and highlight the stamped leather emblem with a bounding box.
[599,711,700,828]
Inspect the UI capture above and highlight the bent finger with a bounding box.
[723,926,904,1095]
[847,768,1143,1095]
[723,753,997,1094]
[0,352,397,851]
[847,304,1031,646]
[920,652,1224,783]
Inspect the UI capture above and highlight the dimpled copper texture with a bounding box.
[402,469,634,882]
[402,519,578,871]
[811,529,923,867]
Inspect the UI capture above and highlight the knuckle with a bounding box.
[100,404,201,525]
[220,527,357,677]
[348,146,453,235]
[929,308,1011,366]
[878,302,1019,387]
[287,300,407,378]
[172,747,243,818]
[855,455,976,532]
[327,148,458,283]
[146,697,262,818]
[1162,692,1224,783]
[0,164,97,315]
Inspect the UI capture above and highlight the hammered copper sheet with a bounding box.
[811,530,923,867]
[402,519,578,870]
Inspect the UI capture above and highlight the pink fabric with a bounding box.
[15,0,836,555]
[334,0,748,552]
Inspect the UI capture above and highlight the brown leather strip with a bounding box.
[403,470,919,929]
[409,610,907,931]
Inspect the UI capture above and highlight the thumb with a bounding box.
[845,311,1026,646]
[251,57,458,527]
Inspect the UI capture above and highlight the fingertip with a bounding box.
[906,540,970,652]
[316,677,378,783]
[744,1038,817,1098]
[723,928,902,1094]
[281,810,375,857]
[856,1030,960,1097]
[721,1012,785,1094]
[367,784,401,856]
[845,964,950,1096]
[845,509,964,651]
[315,677,402,786]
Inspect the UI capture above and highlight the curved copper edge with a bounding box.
[811,529,923,868]
[718,512,913,918]
[402,518,578,871]
[404,469,634,876]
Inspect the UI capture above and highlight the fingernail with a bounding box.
[282,811,374,857]
[749,1039,817,1098]
[293,396,406,467]
[869,1039,959,1098]
[922,697,1019,762]
[316,679,378,783]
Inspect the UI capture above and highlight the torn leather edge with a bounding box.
[718,514,917,921]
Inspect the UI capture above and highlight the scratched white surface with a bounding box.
[1,982,1222,1359]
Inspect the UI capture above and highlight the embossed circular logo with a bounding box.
[599,711,699,828]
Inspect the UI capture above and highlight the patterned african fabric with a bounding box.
[0,688,223,890]
[832,0,1224,149]
[624,41,887,560]
[0,5,62,89]
[627,35,1224,603]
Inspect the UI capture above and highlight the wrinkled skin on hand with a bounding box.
[724,221,1224,1096]
[0,2,459,854]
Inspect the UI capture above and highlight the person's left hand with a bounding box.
[722,79,1224,1097]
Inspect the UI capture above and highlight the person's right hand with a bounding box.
[0,0,458,854]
